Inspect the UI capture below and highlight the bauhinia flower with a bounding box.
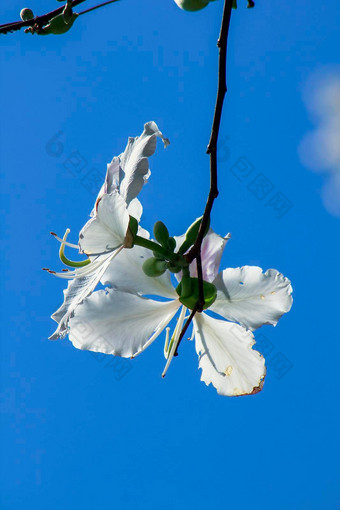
[67,228,293,396]
[48,121,169,340]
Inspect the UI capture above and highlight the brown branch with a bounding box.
[186,0,233,265]
[176,0,233,354]
[174,305,199,357]
[1,1,86,35]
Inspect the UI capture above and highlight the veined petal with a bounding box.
[102,244,178,299]
[69,288,180,357]
[118,121,169,205]
[211,266,293,330]
[91,157,120,216]
[198,230,231,282]
[79,191,129,255]
[194,312,266,397]
[50,249,121,340]
[174,229,230,282]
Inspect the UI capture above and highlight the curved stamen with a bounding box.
[47,245,124,280]
[50,231,79,249]
[59,229,91,268]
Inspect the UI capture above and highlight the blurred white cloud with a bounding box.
[299,66,340,217]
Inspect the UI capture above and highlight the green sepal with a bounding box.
[154,221,170,247]
[167,237,176,252]
[176,278,217,310]
[128,216,139,237]
[178,216,210,255]
[142,257,167,277]
[232,0,237,8]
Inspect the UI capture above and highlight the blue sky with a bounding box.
[1,1,339,508]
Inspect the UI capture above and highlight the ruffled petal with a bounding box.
[211,266,293,330]
[118,121,169,205]
[194,312,266,397]
[79,191,129,255]
[69,288,180,357]
[102,244,178,299]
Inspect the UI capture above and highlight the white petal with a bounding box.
[102,244,178,299]
[174,229,230,282]
[119,121,169,205]
[69,289,180,357]
[127,197,143,221]
[91,157,120,216]
[104,156,120,194]
[211,266,293,331]
[199,230,231,282]
[50,250,120,340]
[194,313,266,397]
[79,192,129,255]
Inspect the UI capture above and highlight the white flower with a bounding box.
[67,229,293,397]
[49,121,169,340]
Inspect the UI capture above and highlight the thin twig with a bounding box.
[1,0,86,35]
[176,0,233,353]
[174,305,199,357]
[186,0,233,265]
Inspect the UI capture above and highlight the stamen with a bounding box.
[162,306,187,378]
[131,308,178,359]
[50,231,79,249]
[59,228,91,268]
[163,327,170,359]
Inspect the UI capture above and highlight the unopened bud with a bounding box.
[173,0,214,12]
[142,257,167,277]
[154,221,170,247]
[178,216,210,255]
[20,8,34,21]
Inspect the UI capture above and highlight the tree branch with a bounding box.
[186,0,233,265]
[1,1,86,35]
[176,0,233,353]
[174,305,198,357]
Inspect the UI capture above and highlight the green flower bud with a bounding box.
[142,257,167,277]
[167,237,176,252]
[20,8,34,21]
[153,221,170,247]
[178,216,210,255]
[176,278,217,310]
[174,0,215,12]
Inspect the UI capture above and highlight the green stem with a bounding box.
[134,235,177,262]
